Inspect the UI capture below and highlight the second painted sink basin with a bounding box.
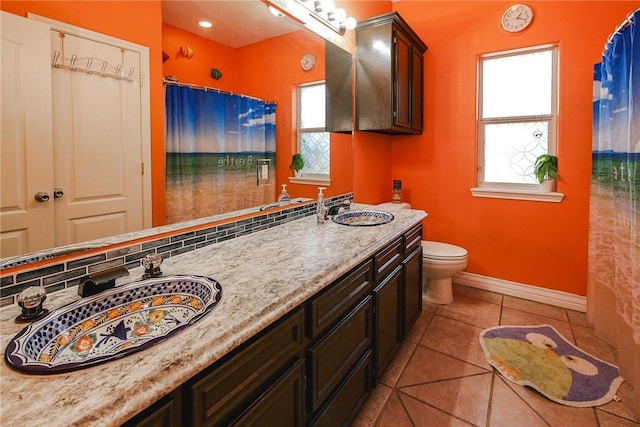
[331,210,394,226]
[5,275,222,374]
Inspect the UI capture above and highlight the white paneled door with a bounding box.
[0,12,149,259]
[50,30,144,247]
[0,12,55,258]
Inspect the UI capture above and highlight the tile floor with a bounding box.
[353,284,640,426]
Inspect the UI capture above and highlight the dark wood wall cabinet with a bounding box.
[124,224,423,427]
[355,12,428,135]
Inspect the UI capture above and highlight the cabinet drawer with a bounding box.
[404,223,422,255]
[308,259,373,338]
[123,388,182,427]
[374,237,403,281]
[231,359,305,427]
[308,296,372,412]
[189,308,305,427]
[310,351,373,427]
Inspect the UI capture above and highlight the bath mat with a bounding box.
[479,324,624,407]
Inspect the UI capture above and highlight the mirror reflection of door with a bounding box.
[0,12,55,258]
[0,12,148,257]
[50,30,144,247]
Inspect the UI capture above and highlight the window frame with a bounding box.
[289,81,331,186]
[472,44,563,202]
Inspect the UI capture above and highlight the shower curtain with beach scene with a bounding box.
[589,8,639,418]
[165,84,276,224]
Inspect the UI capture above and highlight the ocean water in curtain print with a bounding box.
[165,85,276,223]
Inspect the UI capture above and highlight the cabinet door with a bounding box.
[310,351,373,427]
[403,246,423,338]
[122,388,183,427]
[232,359,305,427]
[374,265,402,381]
[411,46,424,133]
[393,28,412,131]
[189,308,305,427]
[308,296,373,413]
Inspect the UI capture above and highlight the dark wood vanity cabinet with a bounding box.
[123,224,423,427]
[355,12,428,135]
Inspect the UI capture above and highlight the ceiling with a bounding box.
[161,1,304,48]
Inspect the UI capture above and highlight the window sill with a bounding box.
[288,175,331,186]
[470,187,564,202]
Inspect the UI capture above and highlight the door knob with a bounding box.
[53,188,64,198]
[34,192,50,203]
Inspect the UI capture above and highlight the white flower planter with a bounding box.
[540,179,556,192]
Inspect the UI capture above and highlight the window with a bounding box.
[473,45,562,202]
[295,82,330,183]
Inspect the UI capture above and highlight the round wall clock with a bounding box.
[501,4,533,33]
[300,53,317,71]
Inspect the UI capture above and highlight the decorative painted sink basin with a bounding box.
[331,210,394,226]
[5,275,222,374]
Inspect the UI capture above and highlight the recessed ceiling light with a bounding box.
[198,21,212,28]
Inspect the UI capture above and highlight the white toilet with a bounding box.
[376,202,468,304]
[421,241,468,304]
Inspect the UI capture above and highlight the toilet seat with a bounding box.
[421,241,468,261]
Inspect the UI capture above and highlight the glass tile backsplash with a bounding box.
[0,194,352,307]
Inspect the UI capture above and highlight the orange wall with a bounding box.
[1,0,166,227]
[352,1,636,296]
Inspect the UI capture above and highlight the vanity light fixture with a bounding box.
[293,0,357,35]
[198,20,212,28]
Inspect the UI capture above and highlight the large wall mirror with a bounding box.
[0,0,354,268]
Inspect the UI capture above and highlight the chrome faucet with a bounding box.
[328,199,352,216]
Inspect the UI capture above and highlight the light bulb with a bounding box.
[198,20,212,28]
[332,8,347,23]
[343,16,357,30]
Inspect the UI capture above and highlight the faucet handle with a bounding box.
[142,253,163,279]
[16,286,48,322]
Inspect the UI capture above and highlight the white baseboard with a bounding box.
[454,271,587,313]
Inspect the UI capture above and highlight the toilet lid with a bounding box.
[421,241,468,260]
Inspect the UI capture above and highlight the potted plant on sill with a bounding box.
[534,154,558,192]
[290,153,305,178]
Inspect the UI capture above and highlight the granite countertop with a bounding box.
[0,204,426,427]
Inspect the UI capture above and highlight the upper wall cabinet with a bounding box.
[355,12,428,135]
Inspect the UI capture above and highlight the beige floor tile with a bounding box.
[436,293,502,329]
[374,390,413,427]
[404,303,436,344]
[399,392,472,426]
[396,346,488,388]
[379,340,416,388]
[597,409,640,426]
[453,283,504,305]
[500,306,574,340]
[598,382,640,424]
[568,309,590,327]
[489,375,547,427]
[401,373,493,426]
[501,375,600,427]
[352,383,392,427]
[420,314,489,369]
[503,295,569,322]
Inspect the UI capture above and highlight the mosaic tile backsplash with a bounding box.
[0,194,352,307]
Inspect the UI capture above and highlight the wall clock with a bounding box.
[501,4,533,33]
[300,53,317,71]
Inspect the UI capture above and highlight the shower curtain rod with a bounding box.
[163,79,277,105]
[604,8,639,52]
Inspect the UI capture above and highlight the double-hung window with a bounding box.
[473,45,562,201]
[295,82,330,183]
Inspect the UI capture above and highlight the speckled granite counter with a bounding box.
[0,204,426,427]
